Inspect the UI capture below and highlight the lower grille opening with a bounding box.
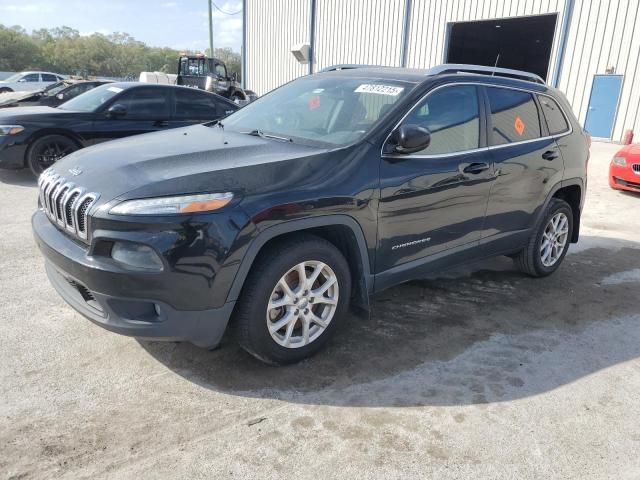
[65,278,103,312]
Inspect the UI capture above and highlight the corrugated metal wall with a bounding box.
[313,0,407,70]
[245,0,310,96]
[245,0,640,141]
[558,0,640,140]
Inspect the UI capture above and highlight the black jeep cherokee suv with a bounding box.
[32,64,589,364]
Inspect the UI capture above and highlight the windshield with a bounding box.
[222,75,412,146]
[58,84,124,112]
[3,73,24,83]
[43,81,71,96]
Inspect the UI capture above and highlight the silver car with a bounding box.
[0,71,66,93]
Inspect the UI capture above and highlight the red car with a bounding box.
[610,144,640,193]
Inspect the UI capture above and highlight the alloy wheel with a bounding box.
[266,261,339,348]
[540,212,569,267]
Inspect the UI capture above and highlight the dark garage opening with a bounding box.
[446,14,558,81]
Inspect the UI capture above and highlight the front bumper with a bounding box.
[0,135,28,169]
[609,164,640,193]
[32,210,236,348]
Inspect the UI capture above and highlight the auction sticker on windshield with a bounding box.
[107,87,124,93]
[354,84,404,96]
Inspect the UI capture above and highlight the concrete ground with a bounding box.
[1,142,640,479]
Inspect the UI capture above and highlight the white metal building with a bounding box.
[242,0,640,142]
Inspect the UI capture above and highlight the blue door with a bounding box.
[585,74,623,138]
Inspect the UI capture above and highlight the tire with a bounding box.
[231,92,244,103]
[234,233,352,365]
[26,134,79,177]
[514,198,573,277]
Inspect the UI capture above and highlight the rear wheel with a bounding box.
[234,234,351,365]
[26,135,79,177]
[514,198,573,277]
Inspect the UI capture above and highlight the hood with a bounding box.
[0,105,67,119]
[0,91,40,107]
[49,124,327,202]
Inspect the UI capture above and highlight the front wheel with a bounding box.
[234,234,351,365]
[514,198,573,277]
[26,134,79,177]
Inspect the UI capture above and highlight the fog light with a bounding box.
[111,242,164,271]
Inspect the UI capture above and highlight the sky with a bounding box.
[0,0,243,52]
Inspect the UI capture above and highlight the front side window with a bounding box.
[215,64,226,78]
[22,74,40,82]
[222,76,412,147]
[401,85,480,155]
[538,95,569,135]
[487,87,542,145]
[116,87,170,119]
[58,84,123,112]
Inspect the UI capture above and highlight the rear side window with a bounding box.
[174,88,231,120]
[538,95,569,135]
[402,85,480,155]
[42,74,58,82]
[487,87,541,145]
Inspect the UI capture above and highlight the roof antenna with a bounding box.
[492,54,501,75]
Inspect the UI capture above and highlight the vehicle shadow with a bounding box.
[139,235,640,407]
[0,168,36,187]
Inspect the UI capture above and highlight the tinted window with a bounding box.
[174,88,230,120]
[215,64,226,77]
[538,95,569,135]
[22,74,40,82]
[487,87,541,145]
[58,84,122,112]
[117,87,170,119]
[402,85,480,155]
[42,74,58,82]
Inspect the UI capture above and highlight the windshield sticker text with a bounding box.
[355,84,404,96]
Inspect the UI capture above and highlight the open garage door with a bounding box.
[446,14,558,81]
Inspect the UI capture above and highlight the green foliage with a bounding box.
[0,24,241,79]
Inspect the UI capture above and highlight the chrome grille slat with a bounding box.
[632,164,640,175]
[38,170,99,243]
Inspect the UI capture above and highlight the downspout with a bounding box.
[309,0,317,74]
[400,0,412,67]
[241,0,247,89]
[552,0,575,87]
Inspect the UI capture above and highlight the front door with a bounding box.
[584,74,623,139]
[89,87,172,144]
[377,84,495,273]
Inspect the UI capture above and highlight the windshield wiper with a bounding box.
[245,129,292,142]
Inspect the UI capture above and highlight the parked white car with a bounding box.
[0,71,66,93]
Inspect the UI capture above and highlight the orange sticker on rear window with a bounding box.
[308,95,320,110]
[514,116,525,136]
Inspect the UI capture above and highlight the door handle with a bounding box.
[461,162,490,174]
[542,150,559,161]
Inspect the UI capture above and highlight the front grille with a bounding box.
[614,176,640,189]
[38,170,99,242]
[632,164,640,175]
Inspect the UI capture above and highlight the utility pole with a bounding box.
[208,0,214,56]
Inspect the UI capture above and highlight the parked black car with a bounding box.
[0,80,114,109]
[0,82,239,175]
[32,64,589,364]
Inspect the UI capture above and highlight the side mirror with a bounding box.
[388,124,431,154]
[231,72,238,82]
[18,78,27,83]
[56,93,64,100]
[107,104,127,118]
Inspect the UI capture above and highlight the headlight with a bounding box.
[0,125,24,136]
[109,192,233,216]
[612,156,627,166]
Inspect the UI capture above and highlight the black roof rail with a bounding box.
[319,64,378,72]
[426,63,545,84]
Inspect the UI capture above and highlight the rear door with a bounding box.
[89,87,172,144]
[377,83,495,273]
[482,85,564,244]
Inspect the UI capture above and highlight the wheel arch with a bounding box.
[23,129,84,167]
[226,215,373,313]
[536,178,584,243]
